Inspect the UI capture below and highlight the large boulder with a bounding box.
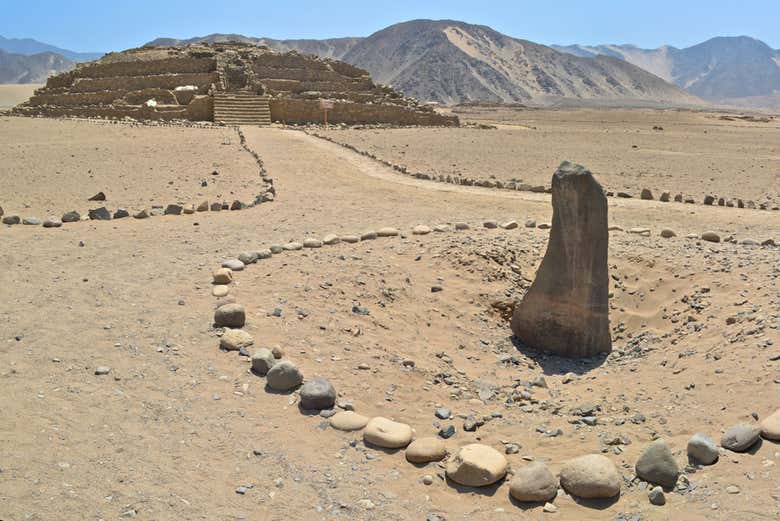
[635,439,679,488]
[509,462,558,502]
[445,444,508,487]
[511,162,611,357]
[559,454,621,499]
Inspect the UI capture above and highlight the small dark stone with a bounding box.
[438,425,456,439]
[88,191,106,201]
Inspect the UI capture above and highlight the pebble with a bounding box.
[113,208,129,219]
[133,209,149,219]
[62,211,80,223]
[721,423,761,452]
[559,454,620,499]
[500,220,518,230]
[94,366,111,375]
[438,425,456,439]
[433,224,450,232]
[435,408,451,419]
[422,475,434,485]
[303,238,322,248]
[22,217,41,225]
[543,502,557,513]
[377,227,399,237]
[406,437,447,463]
[212,285,230,297]
[660,228,677,238]
[412,225,432,235]
[270,244,284,254]
[537,223,551,229]
[508,462,558,502]
[323,234,340,245]
[360,231,378,240]
[283,242,303,251]
[330,411,370,431]
[340,235,360,243]
[635,439,679,487]
[213,268,233,284]
[454,222,470,230]
[251,348,276,375]
[687,434,719,465]
[2,215,20,225]
[525,219,537,228]
[220,329,254,351]
[214,303,246,328]
[266,360,303,391]
[43,218,63,228]
[222,259,245,271]
[701,231,721,243]
[363,417,413,449]
[299,378,336,410]
[725,485,740,494]
[445,444,507,487]
[238,251,258,264]
[483,220,498,229]
[648,486,665,505]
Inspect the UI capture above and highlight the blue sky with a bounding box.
[2,0,778,52]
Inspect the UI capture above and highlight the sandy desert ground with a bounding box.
[0,84,40,110]
[318,107,780,205]
[1,111,779,521]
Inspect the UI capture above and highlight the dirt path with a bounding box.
[1,123,778,521]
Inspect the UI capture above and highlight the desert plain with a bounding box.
[1,107,779,521]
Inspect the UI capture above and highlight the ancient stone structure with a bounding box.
[14,42,457,126]
[510,161,611,357]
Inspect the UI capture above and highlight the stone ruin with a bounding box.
[511,161,612,358]
[13,42,458,127]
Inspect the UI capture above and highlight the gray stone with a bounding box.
[222,259,245,271]
[251,348,276,375]
[43,218,62,228]
[2,215,20,225]
[721,423,760,452]
[701,231,721,243]
[687,434,719,465]
[299,378,336,410]
[303,238,323,248]
[509,462,558,503]
[435,408,451,419]
[22,217,41,225]
[511,162,611,357]
[648,486,665,505]
[88,191,106,201]
[483,220,498,229]
[61,211,81,223]
[88,207,111,220]
[133,209,149,219]
[559,454,620,499]
[238,251,258,264]
[214,303,246,328]
[266,361,303,391]
[640,188,654,200]
[113,208,129,219]
[525,219,537,228]
[165,204,183,215]
[635,439,679,488]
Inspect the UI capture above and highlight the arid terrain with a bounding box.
[1,109,779,521]
[0,84,39,109]
[319,106,780,204]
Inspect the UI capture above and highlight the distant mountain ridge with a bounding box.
[552,36,780,105]
[0,35,102,62]
[0,49,74,83]
[146,21,699,106]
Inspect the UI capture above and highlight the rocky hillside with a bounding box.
[147,21,699,106]
[147,34,360,60]
[0,49,74,83]
[554,36,780,105]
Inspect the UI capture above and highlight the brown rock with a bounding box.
[760,409,780,440]
[559,454,621,499]
[445,444,507,487]
[509,462,558,502]
[510,162,611,357]
[363,417,413,449]
[405,437,447,463]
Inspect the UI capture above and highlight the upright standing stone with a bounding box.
[510,162,611,357]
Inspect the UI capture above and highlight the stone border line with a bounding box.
[203,220,779,513]
[0,124,274,229]
[303,129,780,212]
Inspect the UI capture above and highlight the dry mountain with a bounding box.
[147,20,699,106]
[554,36,780,106]
[0,49,74,83]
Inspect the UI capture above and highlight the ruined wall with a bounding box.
[15,43,458,126]
[270,99,458,126]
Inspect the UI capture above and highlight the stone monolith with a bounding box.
[510,161,611,357]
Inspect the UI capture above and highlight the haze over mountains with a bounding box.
[2,20,779,108]
[553,36,780,106]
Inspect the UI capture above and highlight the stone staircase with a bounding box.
[213,92,271,126]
